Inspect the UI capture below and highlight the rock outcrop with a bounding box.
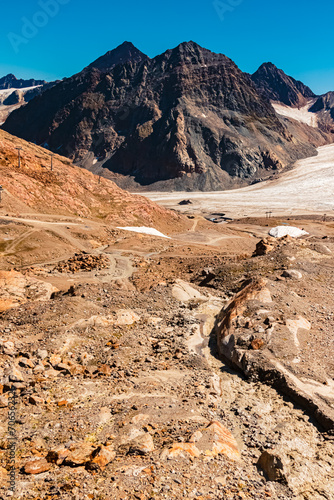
[0,270,58,312]
[215,262,334,431]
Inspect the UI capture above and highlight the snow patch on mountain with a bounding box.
[272,100,318,127]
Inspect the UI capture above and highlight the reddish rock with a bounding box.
[251,338,265,350]
[9,366,25,382]
[88,445,116,469]
[0,395,9,407]
[49,354,62,367]
[161,442,201,459]
[23,458,51,474]
[57,400,68,407]
[64,442,95,466]
[192,421,240,461]
[255,239,275,256]
[98,364,112,376]
[129,433,155,455]
[0,270,58,312]
[46,446,69,465]
[29,395,44,405]
[2,341,16,356]
[18,357,35,368]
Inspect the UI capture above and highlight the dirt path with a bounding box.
[1,215,90,252]
[190,218,199,232]
[3,228,37,255]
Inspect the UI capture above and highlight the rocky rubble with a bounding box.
[0,217,333,499]
[0,270,58,312]
[55,253,110,273]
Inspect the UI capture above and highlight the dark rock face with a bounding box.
[3,90,22,105]
[86,41,149,72]
[0,74,46,90]
[2,43,325,191]
[309,92,334,133]
[310,92,334,114]
[251,63,315,107]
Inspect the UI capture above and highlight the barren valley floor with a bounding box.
[0,142,334,499]
[144,143,334,219]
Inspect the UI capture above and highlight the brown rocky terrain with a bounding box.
[0,130,334,499]
[2,42,331,191]
[1,184,334,498]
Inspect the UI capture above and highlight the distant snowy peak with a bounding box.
[0,73,46,90]
[251,62,315,107]
[0,77,58,125]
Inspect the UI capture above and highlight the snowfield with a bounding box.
[0,85,42,99]
[144,144,334,217]
[272,100,318,127]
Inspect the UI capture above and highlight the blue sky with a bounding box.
[1,0,333,94]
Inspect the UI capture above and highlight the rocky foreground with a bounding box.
[0,215,334,499]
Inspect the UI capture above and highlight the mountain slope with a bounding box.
[0,129,186,232]
[251,62,315,107]
[2,42,329,191]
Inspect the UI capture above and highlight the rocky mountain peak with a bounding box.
[158,41,229,69]
[251,62,315,107]
[86,41,149,72]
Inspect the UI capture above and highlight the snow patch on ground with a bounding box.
[269,226,308,238]
[272,100,318,128]
[117,227,170,239]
